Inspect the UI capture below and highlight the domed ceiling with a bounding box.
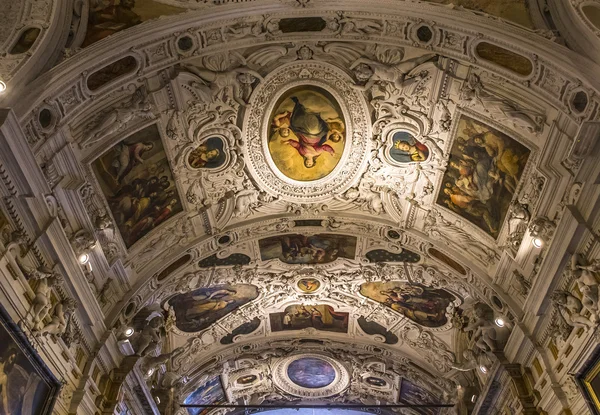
[2,0,600,414]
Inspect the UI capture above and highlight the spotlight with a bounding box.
[0,81,6,93]
[532,237,543,248]
[479,365,488,374]
[471,394,477,403]
[124,327,134,338]
[78,252,90,264]
[495,318,505,328]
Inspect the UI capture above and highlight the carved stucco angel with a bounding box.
[462,303,497,353]
[82,87,154,148]
[460,73,545,134]
[184,65,264,107]
[571,254,600,317]
[24,271,64,331]
[34,298,77,337]
[552,291,596,330]
[350,53,437,95]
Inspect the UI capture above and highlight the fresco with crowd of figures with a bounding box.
[359,282,455,328]
[92,125,183,248]
[259,234,356,264]
[270,305,349,333]
[169,284,259,333]
[268,86,346,181]
[436,115,530,238]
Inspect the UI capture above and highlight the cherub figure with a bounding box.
[463,304,497,353]
[132,316,164,356]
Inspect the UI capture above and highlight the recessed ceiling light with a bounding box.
[147,368,154,376]
[124,327,134,337]
[0,81,6,93]
[479,365,488,374]
[495,318,505,327]
[532,237,543,248]
[78,253,90,264]
[471,394,477,403]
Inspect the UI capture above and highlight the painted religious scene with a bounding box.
[359,282,455,328]
[270,305,349,333]
[169,284,259,333]
[268,86,346,181]
[0,315,56,414]
[388,131,429,163]
[399,378,442,415]
[183,377,225,415]
[187,137,226,169]
[287,357,336,389]
[83,1,187,47]
[259,234,356,264]
[436,115,530,238]
[91,125,183,248]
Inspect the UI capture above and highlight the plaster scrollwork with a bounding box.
[398,323,456,373]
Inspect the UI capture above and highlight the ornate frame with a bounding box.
[0,303,61,415]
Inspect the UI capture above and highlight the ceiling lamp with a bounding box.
[532,237,543,248]
[479,365,488,374]
[78,252,90,264]
[495,317,505,327]
[0,81,6,93]
[124,327,135,337]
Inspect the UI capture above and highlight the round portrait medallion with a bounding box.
[297,278,321,293]
[287,357,336,389]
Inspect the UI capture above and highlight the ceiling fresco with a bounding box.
[268,86,346,180]
[8,1,600,414]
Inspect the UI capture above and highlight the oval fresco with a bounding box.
[268,86,346,181]
[187,137,226,170]
[169,284,259,333]
[297,278,321,293]
[287,357,336,389]
[388,131,429,163]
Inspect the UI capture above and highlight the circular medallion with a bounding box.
[243,61,371,202]
[287,357,336,389]
[236,374,258,386]
[365,376,387,387]
[297,278,321,293]
[271,353,350,398]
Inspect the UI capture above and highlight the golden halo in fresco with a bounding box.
[268,86,346,182]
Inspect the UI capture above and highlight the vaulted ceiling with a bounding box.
[2,0,600,414]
